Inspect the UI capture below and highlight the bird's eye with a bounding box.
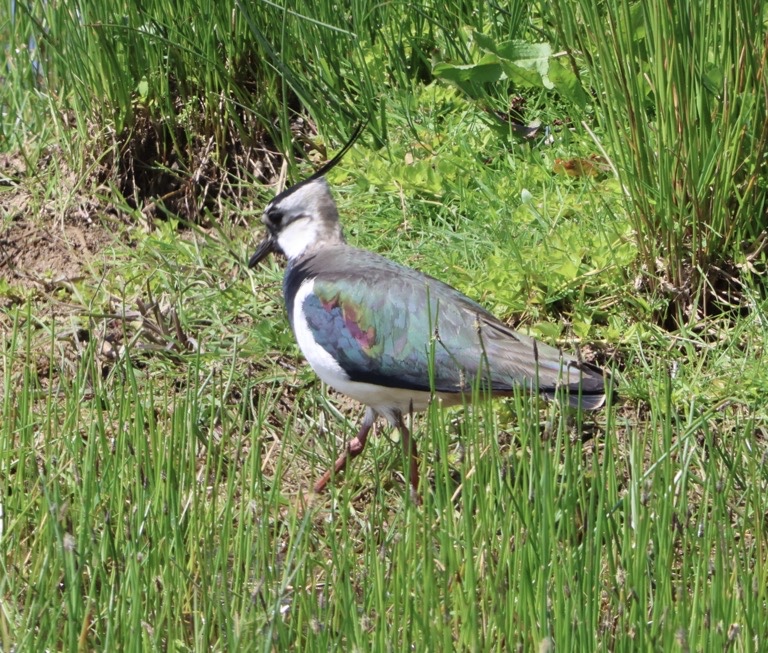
[268,208,284,226]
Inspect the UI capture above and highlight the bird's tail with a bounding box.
[539,359,607,410]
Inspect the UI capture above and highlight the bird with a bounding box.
[249,126,606,500]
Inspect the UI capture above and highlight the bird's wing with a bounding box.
[295,248,604,408]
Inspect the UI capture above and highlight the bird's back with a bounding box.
[285,245,605,410]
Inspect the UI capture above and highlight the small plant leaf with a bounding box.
[137,77,149,101]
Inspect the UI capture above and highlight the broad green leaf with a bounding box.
[500,60,551,89]
[432,56,504,84]
[495,41,552,69]
[473,31,500,55]
[548,57,589,108]
[473,32,555,89]
[433,55,503,98]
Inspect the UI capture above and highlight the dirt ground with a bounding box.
[1,150,118,310]
[1,214,115,295]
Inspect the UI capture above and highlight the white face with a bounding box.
[275,216,322,260]
[261,178,336,261]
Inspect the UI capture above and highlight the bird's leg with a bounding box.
[314,407,376,494]
[394,411,421,504]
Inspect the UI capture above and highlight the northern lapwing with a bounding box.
[249,126,606,500]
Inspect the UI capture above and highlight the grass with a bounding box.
[4,102,768,648]
[2,1,768,650]
[3,291,766,649]
[550,0,768,309]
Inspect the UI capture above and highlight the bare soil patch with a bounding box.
[1,212,117,298]
[1,147,125,314]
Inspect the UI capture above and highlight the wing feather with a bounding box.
[292,246,604,408]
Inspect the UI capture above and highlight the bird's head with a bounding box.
[248,177,342,265]
[248,124,365,268]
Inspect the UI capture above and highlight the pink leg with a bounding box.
[394,412,421,504]
[314,408,376,494]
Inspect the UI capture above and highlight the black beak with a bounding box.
[248,235,278,268]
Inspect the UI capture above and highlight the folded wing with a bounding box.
[295,247,605,409]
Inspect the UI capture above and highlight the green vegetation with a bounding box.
[553,0,768,319]
[2,0,767,650]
